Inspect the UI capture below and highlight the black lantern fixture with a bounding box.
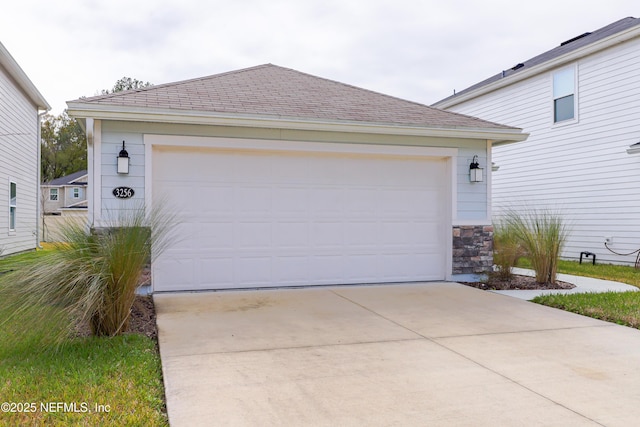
[117,140,129,174]
[469,155,483,182]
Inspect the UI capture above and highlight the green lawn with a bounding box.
[518,258,640,330]
[0,249,168,426]
[518,258,640,288]
[533,291,640,329]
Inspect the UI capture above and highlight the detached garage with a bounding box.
[67,64,526,292]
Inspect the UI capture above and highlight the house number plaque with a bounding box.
[112,187,135,199]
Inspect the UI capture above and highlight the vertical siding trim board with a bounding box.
[93,120,103,227]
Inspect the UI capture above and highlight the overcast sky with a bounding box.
[1,0,637,115]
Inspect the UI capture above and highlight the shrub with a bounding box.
[503,207,569,284]
[492,221,525,281]
[0,204,174,345]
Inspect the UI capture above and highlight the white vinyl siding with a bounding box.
[0,63,39,253]
[446,37,640,265]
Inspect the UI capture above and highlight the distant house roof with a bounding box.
[433,17,640,108]
[67,64,526,143]
[0,41,50,110]
[44,170,88,186]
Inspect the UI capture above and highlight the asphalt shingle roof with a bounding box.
[434,17,640,105]
[44,169,88,186]
[69,64,515,131]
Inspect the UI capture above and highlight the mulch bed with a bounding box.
[129,295,158,339]
[460,274,576,291]
[73,295,157,339]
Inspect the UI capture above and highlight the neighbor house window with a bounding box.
[553,67,575,123]
[9,181,16,231]
[72,188,80,199]
[50,188,58,201]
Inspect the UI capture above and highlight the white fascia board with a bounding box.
[0,42,50,111]
[434,25,640,109]
[66,102,528,144]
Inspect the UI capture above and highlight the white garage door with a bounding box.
[152,142,448,291]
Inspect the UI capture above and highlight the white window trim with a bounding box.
[551,64,579,126]
[50,187,59,201]
[72,187,80,199]
[9,179,16,232]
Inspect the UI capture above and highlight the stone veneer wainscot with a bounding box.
[452,225,493,275]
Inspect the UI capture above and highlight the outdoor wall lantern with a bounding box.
[117,140,130,174]
[469,155,483,182]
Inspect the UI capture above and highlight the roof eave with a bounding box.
[433,23,640,109]
[66,102,527,144]
[0,42,50,111]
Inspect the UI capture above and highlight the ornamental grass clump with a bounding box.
[503,207,569,284]
[492,221,525,281]
[0,204,174,347]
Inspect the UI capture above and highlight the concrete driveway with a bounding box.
[154,283,640,426]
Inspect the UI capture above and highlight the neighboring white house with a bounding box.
[40,169,88,241]
[42,169,88,214]
[67,64,526,292]
[0,42,50,255]
[433,17,640,266]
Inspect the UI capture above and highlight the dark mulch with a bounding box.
[129,295,158,340]
[461,274,576,291]
[73,295,157,339]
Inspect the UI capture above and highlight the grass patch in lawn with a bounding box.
[0,247,51,272]
[517,258,640,288]
[0,249,168,426]
[532,291,640,330]
[0,333,167,426]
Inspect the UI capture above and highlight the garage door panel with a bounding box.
[312,187,345,215]
[272,187,308,214]
[344,188,378,215]
[196,222,234,249]
[344,255,380,281]
[153,145,448,291]
[273,222,308,247]
[273,256,309,284]
[344,222,378,245]
[235,187,271,214]
[198,257,234,287]
[200,186,234,214]
[155,257,195,290]
[412,222,443,244]
[311,222,344,247]
[236,257,272,285]
[310,255,345,281]
[170,223,200,250]
[236,222,271,248]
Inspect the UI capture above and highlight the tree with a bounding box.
[101,76,153,95]
[41,111,87,182]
